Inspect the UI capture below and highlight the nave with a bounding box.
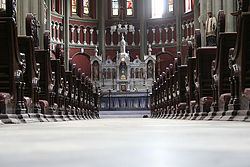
[0,118,250,167]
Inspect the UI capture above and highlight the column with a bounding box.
[118,32,121,46]
[132,30,135,46]
[60,25,64,43]
[190,22,194,39]
[175,0,183,51]
[139,0,146,60]
[90,28,94,46]
[98,0,106,60]
[200,0,207,46]
[71,27,75,44]
[83,28,87,45]
[207,0,212,13]
[57,24,60,42]
[96,30,99,45]
[52,22,55,41]
[110,30,114,46]
[193,0,200,29]
[182,24,185,42]
[213,0,222,15]
[46,0,52,30]
[186,23,190,41]
[138,29,141,46]
[159,28,162,44]
[105,29,107,46]
[164,27,169,44]
[170,26,175,43]
[77,27,81,44]
[224,0,236,32]
[64,0,70,70]
[152,28,156,45]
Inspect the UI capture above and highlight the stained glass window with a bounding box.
[126,0,133,16]
[0,0,6,10]
[72,0,77,14]
[168,0,173,12]
[185,0,192,13]
[112,0,119,16]
[83,0,89,15]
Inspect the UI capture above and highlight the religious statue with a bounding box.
[203,12,217,46]
[120,34,126,53]
[147,61,153,78]
[93,61,99,81]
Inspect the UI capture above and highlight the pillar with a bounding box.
[224,0,236,32]
[110,30,114,46]
[182,24,185,42]
[152,28,156,45]
[193,0,200,29]
[77,27,81,44]
[186,23,190,41]
[165,27,169,44]
[71,27,75,44]
[57,24,60,42]
[98,0,106,59]
[64,0,70,70]
[83,28,87,45]
[170,26,175,43]
[90,28,94,46]
[159,28,162,44]
[200,0,207,46]
[175,0,183,51]
[139,0,146,60]
[132,30,135,46]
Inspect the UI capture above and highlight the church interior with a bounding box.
[1,0,250,166]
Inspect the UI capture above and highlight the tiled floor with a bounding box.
[0,118,250,167]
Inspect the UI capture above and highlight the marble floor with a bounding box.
[0,118,250,167]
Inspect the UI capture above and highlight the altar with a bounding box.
[91,35,156,93]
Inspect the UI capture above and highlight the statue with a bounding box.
[120,34,126,53]
[93,61,99,81]
[203,12,217,46]
[147,61,154,79]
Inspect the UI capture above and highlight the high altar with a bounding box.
[91,35,156,93]
[91,35,156,111]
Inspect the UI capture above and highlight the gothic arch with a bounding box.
[71,52,91,77]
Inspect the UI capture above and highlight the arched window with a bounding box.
[126,0,133,16]
[0,0,6,10]
[83,0,90,15]
[112,0,119,16]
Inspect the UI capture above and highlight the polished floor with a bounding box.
[0,118,250,167]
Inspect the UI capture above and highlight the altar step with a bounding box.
[99,110,150,118]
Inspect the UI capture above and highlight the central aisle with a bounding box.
[0,119,250,167]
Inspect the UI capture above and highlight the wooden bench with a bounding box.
[193,47,217,120]
[0,16,32,123]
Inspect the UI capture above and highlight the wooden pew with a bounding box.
[35,49,56,121]
[18,36,46,122]
[176,65,188,119]
[222,6,250,121]
[162,68,170,118]
[166,64,174,118]
[208,32,237,120]
[186,57,197,120]
[150,81,157,118]
[192,47,216,120]
[0,5,33,123]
